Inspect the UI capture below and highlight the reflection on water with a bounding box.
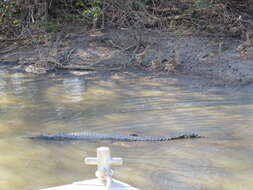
[0,69,253,190]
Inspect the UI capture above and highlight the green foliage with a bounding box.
[43,22,60,33]
[194,1,211,9]
[81,0,102,19]
[83,7,101,18]
[75,1,86,8]
[0,0,252,37]
[0,0,21,36]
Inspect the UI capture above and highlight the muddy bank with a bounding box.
[0,27,253,86]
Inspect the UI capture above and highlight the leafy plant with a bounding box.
[82,0,102,18]
[0,0,21,36]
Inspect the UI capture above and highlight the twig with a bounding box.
[127,42,140,66]
[0,45,19,55]
[218,42,223,57]
[108,39,136,52]
[61,65,95,71]
[0,38,26,42]
[108,40,123,49]
[121,44,137,52]
[66,48,76,63]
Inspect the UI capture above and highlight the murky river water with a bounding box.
[0,69,252,190]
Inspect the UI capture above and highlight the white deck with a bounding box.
[40,147,140,190]
[41,178,139,190]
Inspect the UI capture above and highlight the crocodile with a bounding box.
[26,132,205,142]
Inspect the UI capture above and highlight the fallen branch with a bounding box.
[0,45,19,55]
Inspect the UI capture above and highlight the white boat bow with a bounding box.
[41,147,140,190]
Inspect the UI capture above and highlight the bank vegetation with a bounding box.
[1,0,253,39]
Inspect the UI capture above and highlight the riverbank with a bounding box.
[1,26,253,87]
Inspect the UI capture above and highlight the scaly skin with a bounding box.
[26,132,205,141]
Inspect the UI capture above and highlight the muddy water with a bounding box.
[0,70,252,190]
